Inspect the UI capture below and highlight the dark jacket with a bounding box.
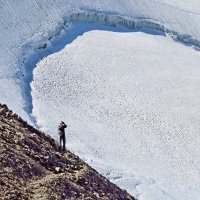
[58,122,67,135]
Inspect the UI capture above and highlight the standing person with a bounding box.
[58,121,67,151]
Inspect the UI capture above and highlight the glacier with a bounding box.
[1,0,200,120]
[1,0,200,199]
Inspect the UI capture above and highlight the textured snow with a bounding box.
[0,0,200,120]
[32,30,200,200]
[1,1,200,199]
[155,0,200,13]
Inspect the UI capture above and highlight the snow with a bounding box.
[1,0,200,199]
[32,29,200,200]
[1,0,200,119]
[154,0,200,13]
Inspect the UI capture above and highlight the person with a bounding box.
[58,121,67,151]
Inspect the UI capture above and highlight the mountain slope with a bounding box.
[0,103,135,200]
[1,1,200,200]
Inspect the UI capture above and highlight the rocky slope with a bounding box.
[0,103,135,200]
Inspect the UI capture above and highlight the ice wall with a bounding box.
[70,12,200,48]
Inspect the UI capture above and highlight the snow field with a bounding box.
[1,0,200,120]
[1,1,200,199]
[32,30,200,200]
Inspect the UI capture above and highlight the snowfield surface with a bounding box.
[32,30,200,200]
[1,0,200,199]
[1,0,200,120]
[155,0,200,13]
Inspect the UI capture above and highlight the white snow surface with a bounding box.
[0,0,200,115]
[32,30,200,200]
[0,0,200,119]
[1,1,200,199]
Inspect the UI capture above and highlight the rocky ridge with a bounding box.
[0,103,136,200]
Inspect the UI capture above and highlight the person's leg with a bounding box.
[59,134,62,151]
[63,134,66,151]
[59,134,62,147]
